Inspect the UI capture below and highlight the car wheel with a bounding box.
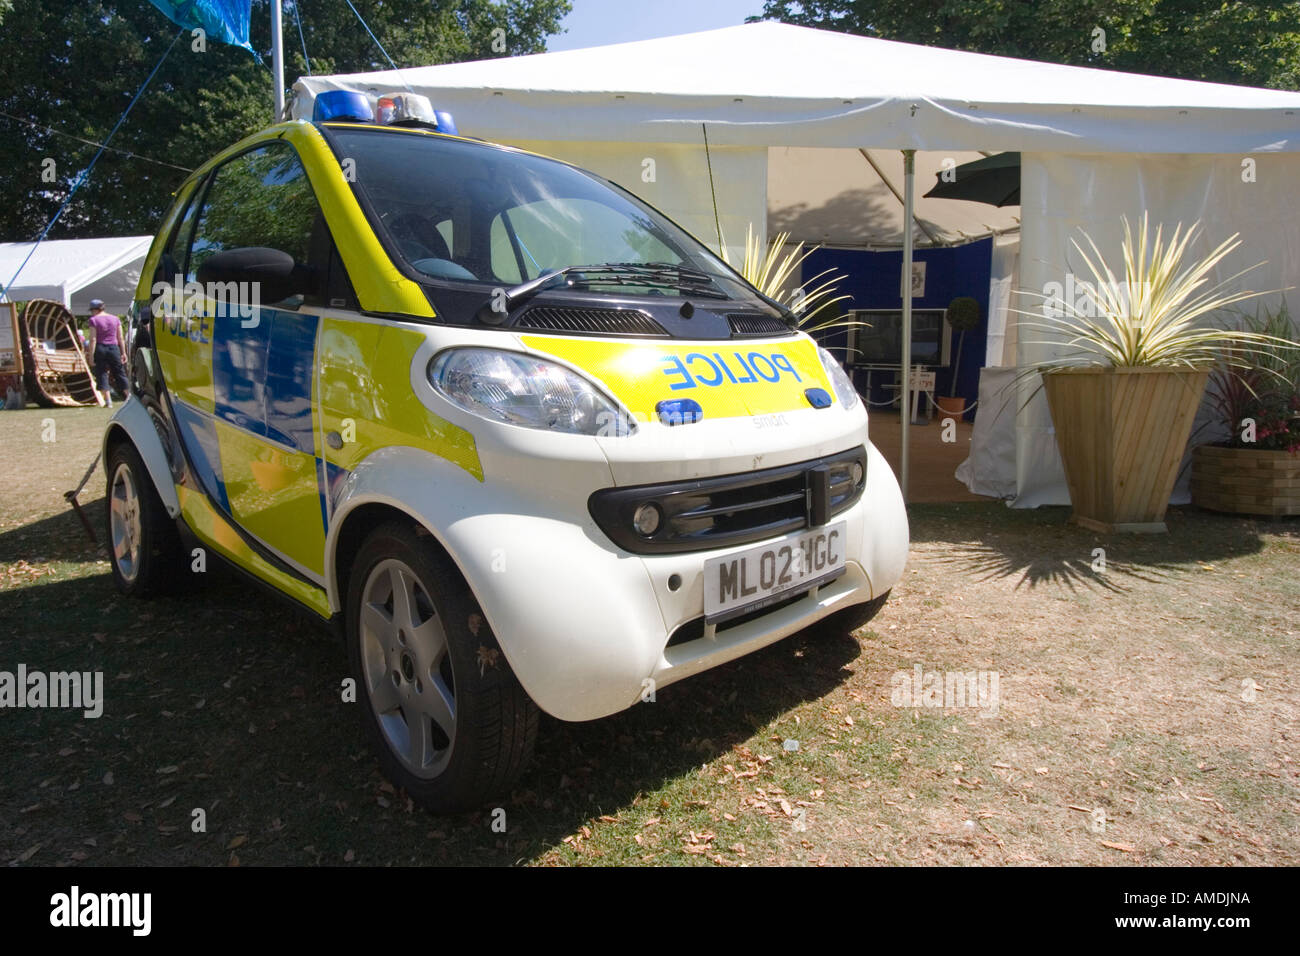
[346,521,538,813]
[815,589,892,637]
[105,441,182,597]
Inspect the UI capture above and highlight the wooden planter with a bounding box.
[1191,445,1300,517]
[1042,366,1209,533]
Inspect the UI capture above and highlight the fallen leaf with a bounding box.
[1100,840,1135,852]
[13,844,41,863]
[227,834,247,850]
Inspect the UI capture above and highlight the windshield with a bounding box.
[324,126,762,304]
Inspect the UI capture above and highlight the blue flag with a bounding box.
[147,0,253,52]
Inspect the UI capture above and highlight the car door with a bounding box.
[172,141,341,582]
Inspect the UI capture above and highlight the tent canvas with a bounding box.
[293,22,1300,508]
[0,236,152,314]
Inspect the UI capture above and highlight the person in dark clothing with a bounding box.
[87,299,129,407]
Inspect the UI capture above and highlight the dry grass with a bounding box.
[1,406,1296,865]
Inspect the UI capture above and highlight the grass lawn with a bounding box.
[1,405,1297,865]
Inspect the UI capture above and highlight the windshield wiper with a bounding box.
[477,262,728,324]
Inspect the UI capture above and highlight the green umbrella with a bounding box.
[923,152,1021,207]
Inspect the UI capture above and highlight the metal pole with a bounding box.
[271,0,285,121]
[900,149,915,502]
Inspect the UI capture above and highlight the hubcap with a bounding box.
[109,462,142,584]
[359,558,456,779]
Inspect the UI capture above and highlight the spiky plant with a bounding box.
[718,224,856,334]
[1206,300,1300,452]
[1015,213,1295,374]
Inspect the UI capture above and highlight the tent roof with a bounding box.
[769,148,1021,247]
[294,22,1300,153]
[0,236,151,311]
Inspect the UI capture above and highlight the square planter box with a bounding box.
[1191,444,1300,517]
[1042,366,1209,533]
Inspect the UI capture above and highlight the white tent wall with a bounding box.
[502,139,766,265]
[1013,151,1300,507]
[985,234,1020,367]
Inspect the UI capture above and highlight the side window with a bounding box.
[159,181,205,284]
[187,142,320,286]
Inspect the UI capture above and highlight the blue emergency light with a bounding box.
[314,89,458,134]
[313,90,374,123]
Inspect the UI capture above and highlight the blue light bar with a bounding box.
[313,90,374,123]
[434,110,459,135]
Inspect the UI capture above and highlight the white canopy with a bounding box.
[768,148,1020,248]
[293,24,1300,508]
[294,21,1300,154]
[0,236,151,313]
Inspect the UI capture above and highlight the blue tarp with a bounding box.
[147,0,253,52]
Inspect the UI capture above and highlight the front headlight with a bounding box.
[817,346,860,410]
[429,347,635,436]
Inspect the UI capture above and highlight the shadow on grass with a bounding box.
[905,502,1280,593]
[1,559,866,866]
[0,497,106,565]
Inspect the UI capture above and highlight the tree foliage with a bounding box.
[754,1,1300,89]
[0,0,570,241]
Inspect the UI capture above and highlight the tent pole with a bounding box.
[272,1,285,121]
[900,149,915,503]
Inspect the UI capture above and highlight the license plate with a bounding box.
[703,522,847,623]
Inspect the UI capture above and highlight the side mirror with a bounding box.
[196,247,315,306]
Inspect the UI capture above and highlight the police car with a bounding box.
[104,90,909,812]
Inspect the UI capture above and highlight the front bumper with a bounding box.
[437,439,908,722]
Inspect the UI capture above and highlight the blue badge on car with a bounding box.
[656,398,703,426]
[804,387,833,408]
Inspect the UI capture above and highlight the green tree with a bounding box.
[754,0,1300,89]
[0,0,570,243]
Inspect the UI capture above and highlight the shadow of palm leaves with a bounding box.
[926,541,1179,593]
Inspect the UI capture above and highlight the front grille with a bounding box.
[728,311,793,337]
[588,446,867,555]
[512,306,668,337]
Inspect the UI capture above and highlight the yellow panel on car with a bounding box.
[518,335,832,421]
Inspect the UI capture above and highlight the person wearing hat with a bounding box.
[87,299,129,408]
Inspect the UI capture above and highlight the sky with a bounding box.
[546,0,768,52]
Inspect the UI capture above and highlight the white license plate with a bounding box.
[703,522,847,623]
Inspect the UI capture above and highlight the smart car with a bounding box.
[104,91,909,812]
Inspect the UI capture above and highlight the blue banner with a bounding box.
[146,0,253,52]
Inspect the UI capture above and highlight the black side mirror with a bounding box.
[196,247,315,306]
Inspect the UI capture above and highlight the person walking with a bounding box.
[87,299,129,408]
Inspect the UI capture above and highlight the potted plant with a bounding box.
[1017,213,1295,533]
[936,296,980,417]
[1193,302,1300,516]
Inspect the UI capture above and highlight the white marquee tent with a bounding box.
[293,22,1300,507]
[0,235,151,315]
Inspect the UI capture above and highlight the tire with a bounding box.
[815,589,892,637]
[105,440,183,597]
[346,521,538,813]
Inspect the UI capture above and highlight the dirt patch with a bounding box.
[0,407,1296,865]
